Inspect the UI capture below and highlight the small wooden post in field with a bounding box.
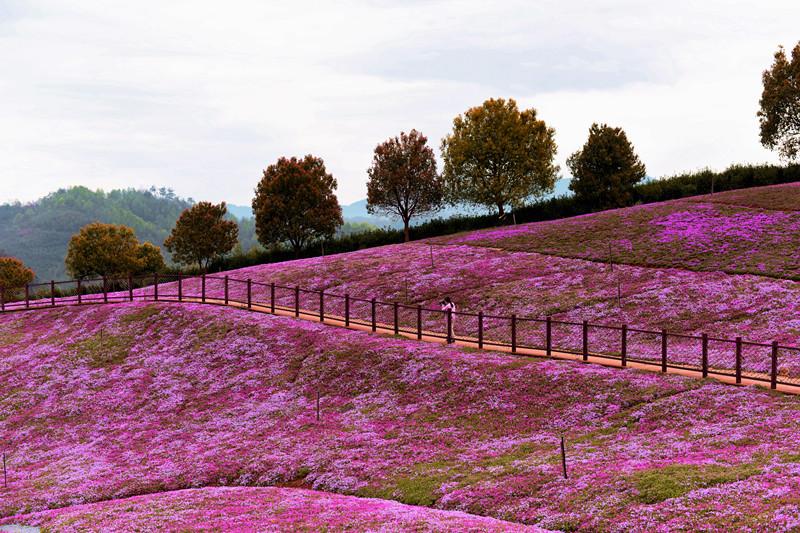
[621,325,628,367]
[560,436,568,479]
[478,311,484,349]
[316,390,320,422]
[582,321,588,362]
[771,341,778,390]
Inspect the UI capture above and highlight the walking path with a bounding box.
[4,295,800,396]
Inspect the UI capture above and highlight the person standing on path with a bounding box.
[440,296,456,343]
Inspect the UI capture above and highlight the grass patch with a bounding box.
[73,331,135,368]
[631,462,761,504]
[118,305,163,325]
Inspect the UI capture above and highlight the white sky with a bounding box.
[0,0,797,205]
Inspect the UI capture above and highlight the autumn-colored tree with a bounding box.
[367,130,443,242]
[567,123,647,210]
[441,98,559,217]
[136,242,167,274]
[0,256,35,295]
[65,222,164,278]
[252,155,343,256]
[164,202,238,270]
[759,42,800,161]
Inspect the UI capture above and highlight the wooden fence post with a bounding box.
[393,302,399,334]
[702,333,709,378]
[270,283,276,313]
[295,286,300,317]
[771,341,778,390]
[103,277,108,304]
[582,320,588,362]
[50,280,56,307]
[416,305,422,340]
[560,436,568,479]
[661,329,667,372]
[77,279,82,305]
[224,276,229,305]
[371,298,376,332]
[202,274,206,303]
[735,337,742,384]
[153,273,159,301]
[0,286,4,312]
[478,311,484,349]
[345,294,350,326]
[25,284,29,309]
[621,325,628,367]
[128,275,134,302]
[320,291,325,322]
[546,317,552,357]
[247,279,252,309]
[177,272,183,302]
[511,314,517,353]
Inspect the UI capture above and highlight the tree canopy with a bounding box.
[65,222,164,279]
[440,98,559,217]
[252,155,343,255]
[567,123,647,209]
[164,202,238,270]
[367,129,443,241]
[759,42,800,161]
[0,256,35,293]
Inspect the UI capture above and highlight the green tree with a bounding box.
[0,256,35,295]
[367,129,443,242]
[164,202,238,270]
[759,42,800,161]
[136,242,166,274]
[567,123,646,209]
[65,223,144,279]
[252,155,343,256]
[440,98,559,217]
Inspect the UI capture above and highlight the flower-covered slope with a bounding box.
[200,241,800,347]
[3,303,800,531]
[436,182,800,279]
[0,487,544,532]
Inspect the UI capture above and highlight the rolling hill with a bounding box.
[4,182,800,531]
[3,302,800,531]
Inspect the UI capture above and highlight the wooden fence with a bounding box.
[2,273,800,391]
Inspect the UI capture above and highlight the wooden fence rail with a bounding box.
[2,273,800,393]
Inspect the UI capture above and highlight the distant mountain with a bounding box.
[226,204,254,220]
[0,187,259,281]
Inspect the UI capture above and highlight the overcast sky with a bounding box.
[1,0,798,206]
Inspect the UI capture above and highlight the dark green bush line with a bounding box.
[194,163,800,274]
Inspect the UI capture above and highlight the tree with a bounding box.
[136,242,166,274]
[252,155,343,256]
[164,202,238,270]
[759,42,800,161]
[440,98,559,217]
[567,123,647,209]
[0,256,35,295]
[65,223,143,278]
[367,130,444,242]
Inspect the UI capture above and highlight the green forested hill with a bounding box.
[0,187,194,280]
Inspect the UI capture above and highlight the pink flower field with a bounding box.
[0,486,542,532]
[3,302,800,531]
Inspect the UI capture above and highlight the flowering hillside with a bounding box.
[0,487,542,532]
[3,303,800,531]
[438,182,800,279]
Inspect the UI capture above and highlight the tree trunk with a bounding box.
[403,220,410,242]
[497,203,505,217]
